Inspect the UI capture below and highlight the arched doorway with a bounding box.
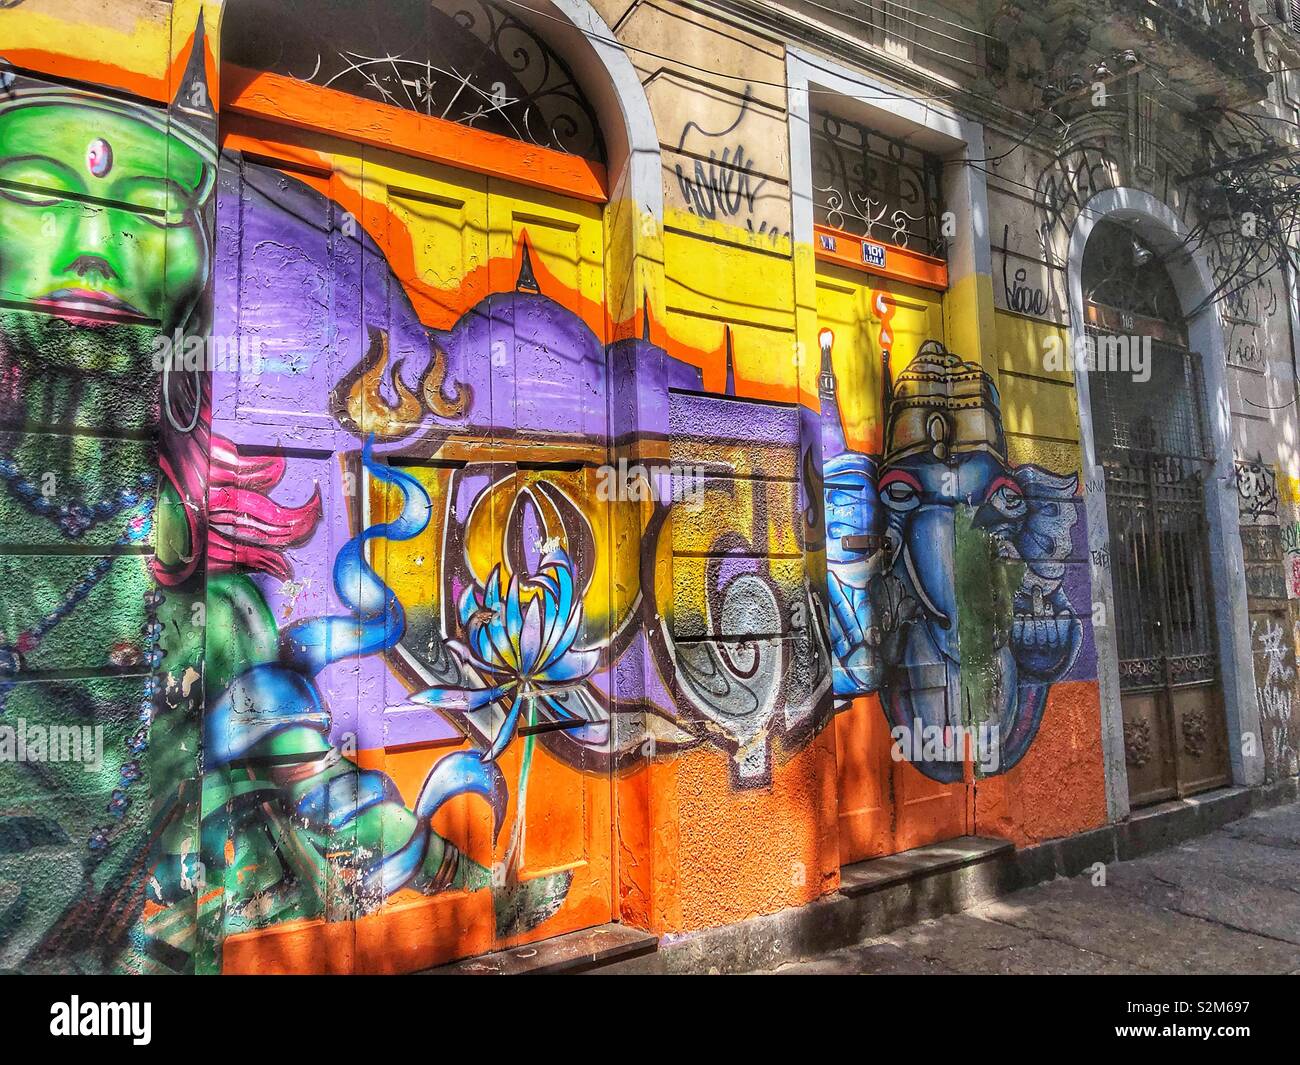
[1081,219,1231,806]
[204,0,648,974]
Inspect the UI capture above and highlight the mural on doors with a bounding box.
[816,300,1092,783]
[0,0,1119,977]
[0,47,831,973]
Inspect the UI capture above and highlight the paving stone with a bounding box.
[771,940,956,975]
[967,878,1300,974]
[1103,845,1300,946]
[871,912,1142,975]
[1172,834,1300,895]
[1221,804,1300,849]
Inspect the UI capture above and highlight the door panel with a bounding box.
[370,459,497,968]
[374,158,612,949]
[216,127,361,437]
[814,264,945,455]
[816,264,969,862]
[486,178,606,444]
[1090,335,1232,804]
[216,118,613,970]
[360,141,491,336]
[1120,691,1176,807]
[213,146,368,952]
[834,698,894,859]
[480,179,611,942]
[1171,685,1231,796]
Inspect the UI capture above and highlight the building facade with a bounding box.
[0,0,1297,974]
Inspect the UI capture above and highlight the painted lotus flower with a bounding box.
[413,545,598,760]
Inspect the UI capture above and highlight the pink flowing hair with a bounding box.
[156,372,321,586]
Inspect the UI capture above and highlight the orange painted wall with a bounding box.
[655,731,840,933]
[975,682,1109,845]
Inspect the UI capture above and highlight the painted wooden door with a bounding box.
[815,263,970,863]
[481,177,614,947]
[214,117,612,972]
[212,120,375,973]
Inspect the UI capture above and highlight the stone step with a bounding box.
[839,836,1014,897]
[421,922,658,976]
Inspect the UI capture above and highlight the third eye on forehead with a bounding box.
[86,137,113,178]
[0,104,206,201]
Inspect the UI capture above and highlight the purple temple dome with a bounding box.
[431,248,608,441]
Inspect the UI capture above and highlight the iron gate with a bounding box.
[1089,334,1232,804]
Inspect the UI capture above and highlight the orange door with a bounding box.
[816,263,969,862]
[372,461,614,966]
[835,699,972,861]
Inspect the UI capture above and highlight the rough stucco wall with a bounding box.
[1229,29,1300,784]
[1230,25,1300,784]
[672,730,839,931]
[625,0,843,928]
[983,297,1105,843]
[976,681,1109,844]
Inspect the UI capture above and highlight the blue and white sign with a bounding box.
[862,241,887,269]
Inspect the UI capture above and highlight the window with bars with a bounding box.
[808,107,946,257]
[1087,339,1211,464]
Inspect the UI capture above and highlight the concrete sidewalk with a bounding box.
[762,801,1300,975]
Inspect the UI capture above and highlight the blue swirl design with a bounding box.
[281,437,427,674]
[203,435,507,909]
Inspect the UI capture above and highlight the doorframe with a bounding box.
[785,47,995,367]
[1066,187,1265,821]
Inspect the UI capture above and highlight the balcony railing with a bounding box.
[1145,0,1257,70]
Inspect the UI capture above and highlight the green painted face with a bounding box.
[0,100,211,372]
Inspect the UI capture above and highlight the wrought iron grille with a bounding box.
[1088,338,1210,463]
[1088,332,1219,691]
[809,109,945,256]
[1104,458,1219,690]
[223,0,605,161]
[1081,220,1184,327]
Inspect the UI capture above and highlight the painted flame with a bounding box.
[344,330,423,440]
[422,343,471,419]
[336,329,472,440]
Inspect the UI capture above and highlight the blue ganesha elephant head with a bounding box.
[824,341,1082,782]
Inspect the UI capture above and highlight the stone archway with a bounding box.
[1067,188,1263,819]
